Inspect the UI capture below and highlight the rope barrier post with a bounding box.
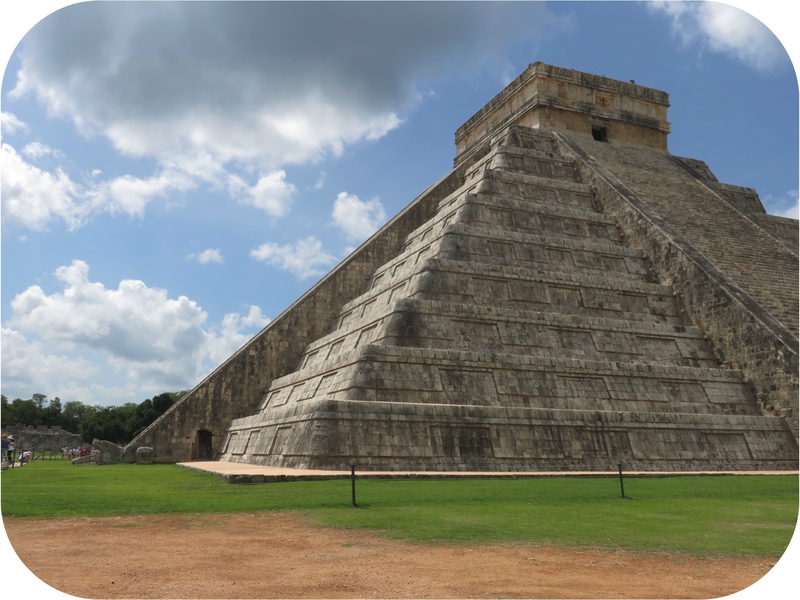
[351,464,357,507]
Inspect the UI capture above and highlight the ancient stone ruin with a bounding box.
[124,63,798,471]
[1,425,83,454]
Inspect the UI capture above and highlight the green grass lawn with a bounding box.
[2,460,797,557]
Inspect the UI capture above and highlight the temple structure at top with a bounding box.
[455,62,671,166]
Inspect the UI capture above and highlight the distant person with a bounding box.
[6,436,15,467]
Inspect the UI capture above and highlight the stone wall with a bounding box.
[122,165,467,462]
[1,425,82,453]
[757,214,799,249]
[556,133,799,439]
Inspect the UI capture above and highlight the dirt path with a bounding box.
[3,512,781,599]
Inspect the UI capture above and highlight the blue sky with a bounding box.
[1,1,797,410]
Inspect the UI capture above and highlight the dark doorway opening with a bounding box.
[197,429,213,460]
[592,126,609,142]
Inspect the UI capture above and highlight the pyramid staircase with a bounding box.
[218,126,797,471]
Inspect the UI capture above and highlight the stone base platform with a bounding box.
[178,460,798,485]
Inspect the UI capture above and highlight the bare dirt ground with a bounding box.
[5,512,778,599]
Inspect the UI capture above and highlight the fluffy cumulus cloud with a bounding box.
[1,142,85,230]
[1,142,197,230]
[244,170,296,218]
[1,327,99,397]
[250,236,337,279]
[4,2,566,228]
[86,169,197,218]
[204,306,271,366]
[6,260,270,394]
[650,1,788,72]
[332,191,387,242]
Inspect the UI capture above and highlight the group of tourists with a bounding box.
[0,434,31,466]
[0,435,98,468]
[61,446,93,459]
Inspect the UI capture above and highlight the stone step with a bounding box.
[298,298,719,368]
[381,299,717,368]
[395,192,623,273]
[413,258,681,320]
[429,192,624,247]
[221,397,797,472]
[490,145,580,182]
[464,169,597,212]
[436,222,649,278]
[332,258,685,349]
[256,345,759,422]
[367,217,645,306]
[297,296,715,374]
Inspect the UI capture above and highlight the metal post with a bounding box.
[618,463,625,499]
[351,464,357,507]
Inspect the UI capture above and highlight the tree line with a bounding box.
[1,391,188,446]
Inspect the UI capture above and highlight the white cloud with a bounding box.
[244,170,296,217]
[1,142,86,230]
[5,260,271,394]
[765,190,799,219]
[4,3,566,228]
[188,248,224,264]
[1,142,197,229]
[1,327,99,395]
[250,236,337,279]
[650,1,787,72]
[332,191,386,242]
[1,111,28,135]
[204,306,272,366]
[21,141,64,160]
[10,260,209,365]
[88,169,197,218]
[241,305,271,329]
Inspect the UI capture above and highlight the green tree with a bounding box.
[152,392,175,415]
[6,398,42,427]
[2,390,188,444]
[32,393,48,409]
[1,395,10,427]
[60,401,96,434]
[79,404,138,445]
[42,397,63,427]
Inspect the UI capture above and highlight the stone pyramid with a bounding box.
[125,63,798,470]
[217,122,795,470]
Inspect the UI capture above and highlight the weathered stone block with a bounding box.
[136,446,154,465]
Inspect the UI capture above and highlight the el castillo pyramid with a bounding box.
[124,63,798,471]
